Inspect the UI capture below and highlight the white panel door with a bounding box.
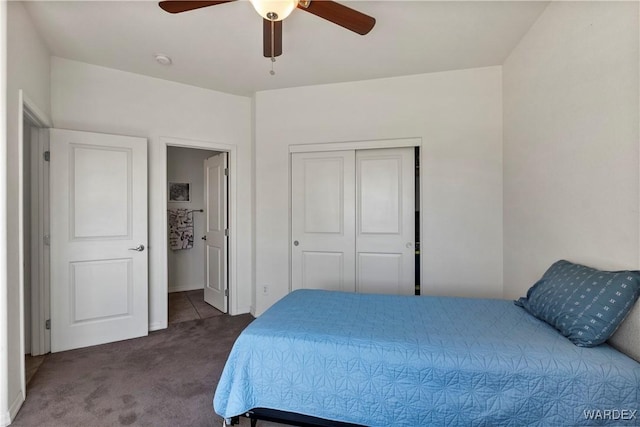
[50,129,148,352]
[291,151,356,292]
[204,153,228,313]
[356,148,415,295]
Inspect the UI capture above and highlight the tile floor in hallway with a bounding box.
[168,289,225,324]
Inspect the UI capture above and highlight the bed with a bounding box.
[214,262,640,426]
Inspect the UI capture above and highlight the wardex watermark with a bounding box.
[583,409,637,421]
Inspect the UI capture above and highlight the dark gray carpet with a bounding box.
[12,314,258,427]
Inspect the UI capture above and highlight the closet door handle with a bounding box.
[293,240,299,246]
[128,244,145,252]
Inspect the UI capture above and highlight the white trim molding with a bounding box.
[289,137,422,153]
[21,92,52,128]
[148,321,166,332]
[20,90,52,361]
[0,1,8,423]
[8,390,24,423]
[12,90,52,424]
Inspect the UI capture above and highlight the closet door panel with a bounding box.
[302,252,345,292]
[356,148,415,295]
[303,158,344,233]
[358,253,403,294]
[359,156,401,234]
[291,151,355,292]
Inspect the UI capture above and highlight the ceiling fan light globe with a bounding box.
[249,0,299,21]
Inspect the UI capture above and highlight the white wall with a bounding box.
[5,2,51,422]
[51,57,253,328]
[503,1,640,299]
[167,146,217,292]
[254,67,504,316]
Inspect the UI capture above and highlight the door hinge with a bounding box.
[45,319,51,330]
[43,234,50,246]
[224,289,228,297]
[224,229,229,237]
[224,168,229,176]
[43,151,50,162]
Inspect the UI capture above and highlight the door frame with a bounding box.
[288,137,422,294]
[160,137,237,319]
[24,97,51,357]
[17,90,52,412]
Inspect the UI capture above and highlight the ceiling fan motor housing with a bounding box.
[250,0,299,21]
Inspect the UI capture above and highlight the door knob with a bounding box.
[293,240,299,246]
[128,244,145,252]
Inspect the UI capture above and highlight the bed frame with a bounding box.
[227,408,366,427]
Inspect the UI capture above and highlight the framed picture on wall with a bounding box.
[168,182,191,202]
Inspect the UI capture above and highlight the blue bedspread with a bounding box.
[214,290,640,426]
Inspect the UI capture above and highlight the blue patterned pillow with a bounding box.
[516,260,640,347]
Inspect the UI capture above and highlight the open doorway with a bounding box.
[20,93,52,400]
[166,146,229,324]
[23,115,45,385]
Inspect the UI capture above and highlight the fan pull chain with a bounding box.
[270,19,276,76]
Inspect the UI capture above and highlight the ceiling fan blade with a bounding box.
[159,1,235,14]
[299,1,375,35]
[263,19,283,58]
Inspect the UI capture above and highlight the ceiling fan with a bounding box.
[158,0,376,59]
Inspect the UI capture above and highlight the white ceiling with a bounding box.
[24,1,549,97]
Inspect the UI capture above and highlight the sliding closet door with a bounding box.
[356,148,415,295]
[291,151,356,292]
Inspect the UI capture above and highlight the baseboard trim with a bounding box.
[168,284,204,293]
[1,410,10,427]
[148,321,166,332]
[7,389,25,424]
[232,306,251,316]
